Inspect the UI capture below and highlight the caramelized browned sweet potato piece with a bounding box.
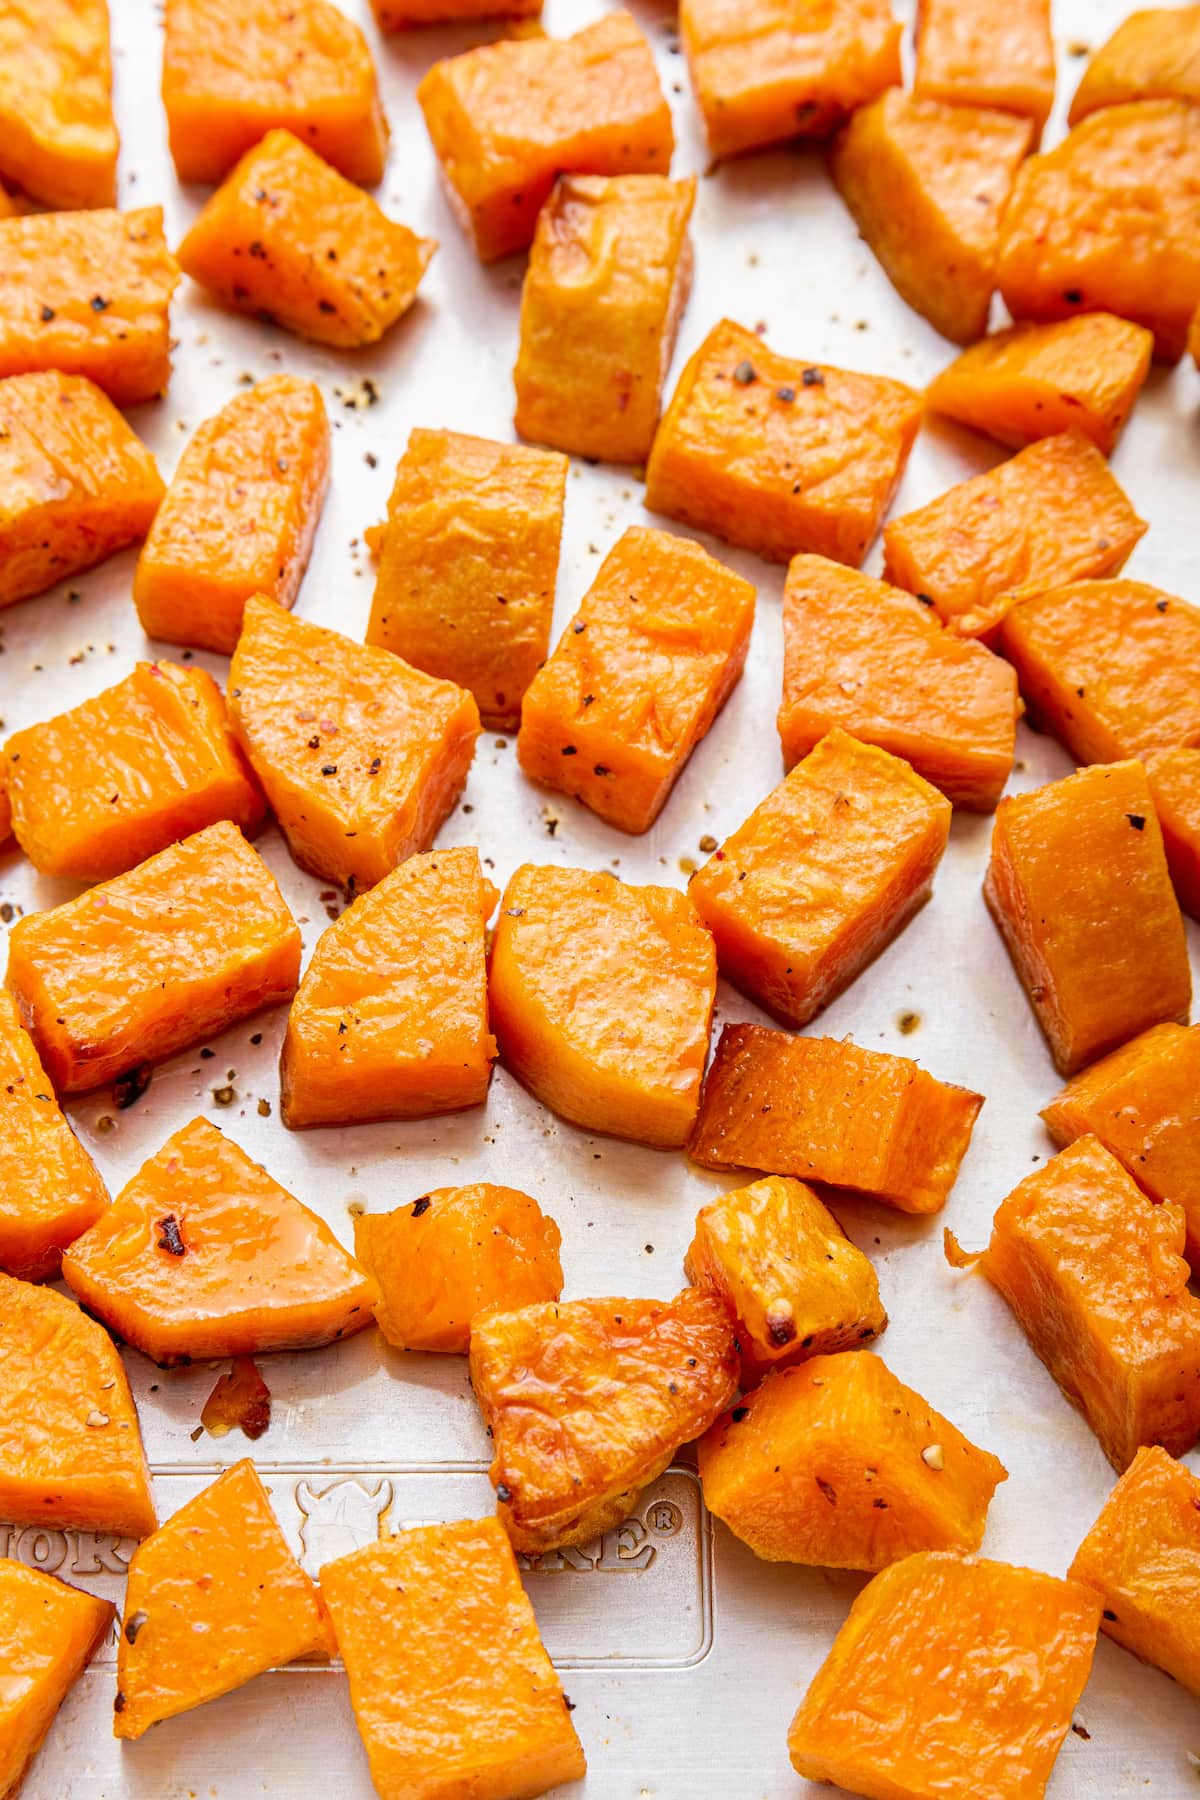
[914,0,1055,133]
[1069,7,1200,123]
[0,1562,114,1800]
[373,0,540,24]
[1145,747,1200,919]
[0,0,119,208]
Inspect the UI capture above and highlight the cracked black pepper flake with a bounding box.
[411,1196,431,1217]
[90,295,111,311]
[731,1406,749,1422]
[572,619,586,634]
[321,763,338,776]
[561,744,578,756]
[1127,813,1146,830]
[114,1691,127,1714]
[496,1482,513,1502]
[1064,288,1083,304]
[776,385,796,403]
[40,304,55,322]
[113,1063,152,1109]
[732,360,757,385]
[156,1214,186,1256]
[801,367,824,387]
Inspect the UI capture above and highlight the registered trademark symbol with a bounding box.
[646,1499,683,1537]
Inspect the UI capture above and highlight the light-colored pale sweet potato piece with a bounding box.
[914,0,1055,134]
[0,0,119,208]
[0,1562,114,1800]
[1069,7,1200,124]
[373,0,539,25]
[1145,747,1200,921]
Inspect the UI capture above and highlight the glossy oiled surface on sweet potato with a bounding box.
[6,818,300,1094]
[281,847,497,1128]
[516,525,755,835]
[1145,746,1200,920]
[115,1460,333,1741]
[645,317,921,566]
[0,0,118,208]
[0,1272,155,1539]
[914,0,1055,130]
[134,375,330,655]
[984,761,1190,1076]
[470,1288,737,1553]
[1069,7,1200,123]
[0,1561,114,1800]
[320,1520,586,1800]
[788,1552,1100,1800]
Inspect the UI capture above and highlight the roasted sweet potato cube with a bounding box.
[984,761,1190,1075]
[321,1520,586,1800]
[178,131,434,349]
[0,208,179,405]
[778,556,1018,810]
[1069,7,1200,124]
[0,1562,114,1800]
[134,375,330,656]
[788,1552,1100,1800]
[690,730,950,1028]
[679,0,902,162]
[684,1176,886,1384]
[699,1353,1005,1568]
[0,0,118,208]
[488,864,716,1148]
[997,100,1200,363]
[830,91,1033,345]
[281,847,498,1129]
[163,0,389,186]
[6,819,301,1094]
[366,429,566,733]
[418,12,673,263]
[689,1022,983,1215]
[1145,747,1200,919]
[514,173,695,464]
[882,433,1147,641]
[373,0,540,26]
[914,0,1055,134]
[115,1460,334,1740]
[0,1272,155,1538]
[470,1289,738,1553]
[926,314,1154,455]
[229,598,479,891]
[516,526,755,835]
[645,318,921,566]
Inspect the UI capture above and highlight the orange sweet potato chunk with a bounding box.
[914,0,1055,133]
[788,1552,1100,1800]
[373,0,539,25]
[645,318,921,566]
[0,208,179,406]
[355,1183,562,1354]
[229,597,480,891]
[134,375,330,656]
[997,100,1200,363]
[514,173,695,464]
[679,0,902,161]
[366,429,567,733]
[115,1460,334,1740]
[163,0,388,187]
[699,1353,1005,1568]
[178,131,434,349]
[470,1288,738,1552]
[0,371,163,611]
[0,0,118,208]
[984,761,1190,1076]
[690,729,950,1028]
[1145,746,1200,919]
[830,91,1033,344]
[516,526,755,835]
[418,12,673,263]
[684,1176,886,1385]
[6,819,300,1095]
[281,847,498,1128]
[1069,7,1200,124]
[778,556,1018,810]
[689,1022,983,1215]
[488,864,716,1148]
[0,1272,156,1538]
[320,1520,586,1800]
[882,432,1147,641]
[0,1562,114,1800]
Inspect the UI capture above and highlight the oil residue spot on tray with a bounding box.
[201,1357,272,1442]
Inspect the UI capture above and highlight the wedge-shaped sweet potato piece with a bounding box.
[134,375,330,656]
[366,429,566,733]
[355,1183,562,1354]
[321,1519,586,1800]
[0,1562,114,1800]
[516,526,755,835]
[0,0,118,208]
[488,864,716,1148]
[950,1137,1200,1470]
[229,597,479,891]
[788,1552,1100,1800]
[0,1272,155,1538]
[914,0,1055,134]
[690,730,950,1029]
[179,131,434,349]
[1145,747,1200,919]
[984,761,1190,1076]
[163,0,388,187]
[883,432,1147,641]
[679,0,902,162]
[6,819,300,1094]
[115,1459,333,1740]
[470,1288,738,1553]
[280,847,497,1128]
[998,100,1200,363]
[1070,7,1200,124]
[514,173,695,464]
[689,1022,983,1215]
[0,208,179,405]
[830,91,1033,345]
[0,371,163,612]
[778,556,1018,810]
[685,1176,886,1385]
[645,318,921,566]
[418,12,673,263]
[373,0,539,25]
